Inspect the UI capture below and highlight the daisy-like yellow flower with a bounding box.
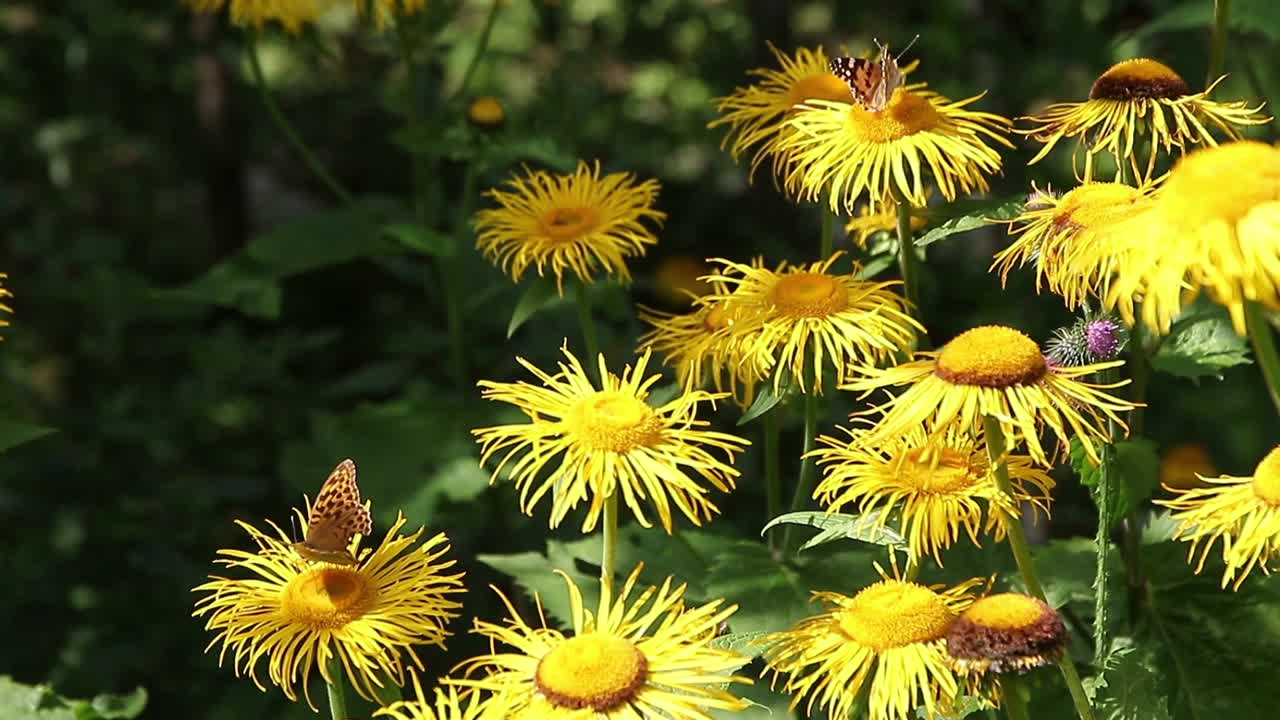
[466,96,506,130]
[778,86,1012,215]
[1160,443,1218,491]
[474,160,665,295]
[452,566,751,719]
[638,278,765,407]
[809,422,1054,563]
[760,573,986,720]
[186,0,322,32]
[1020,58,1269,181]
[354,0,427,28]
[472,347,749,532]
[842,325,1136,467]
[708,44,855,180]
[704,254,921,394]
[1156,445,1280,590]
[845,192,929,248]
[945,593,1067,699]
[993,181,1155,308]
[1100,141,1280,335]
[376,673,489,720]
[192,513,466,709]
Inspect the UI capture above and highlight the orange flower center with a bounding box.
[540,206,600,242]
[1089,58,1191,100]
[467,95,506,128]
[897,446,982,493]
[935,325,1047,388]
[787,72,855,107]
[1251,446,1280,506]
[535,633,649,711]
[961,593,1050,630]
[703,304,731,332]
[838,580,956,651]
[770,272,847,318]
[280,567,376,629]
[1053,182,1146,232]
[566,391,663,453]
[846,90,941,143]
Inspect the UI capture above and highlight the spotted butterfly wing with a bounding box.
[293,459,372,565]
[829,44,903,112]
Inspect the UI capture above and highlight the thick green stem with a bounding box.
[1120,325,1150,620]
[782,392,821,554]
[452,0,503,101]
[1001,676,1030,720]
[601,493,619,598]
[764,408,782,551]
[245,33,351,204]
[323,656,348,720]
[1245,300,1280,415]
[983,416,1095,720]
[576,283,601,374]
[1207,0,1232,87]
[890,186,921,318]
[819,201,834,260]
[1093,417,1118,665]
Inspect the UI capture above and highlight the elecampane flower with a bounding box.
[778,87,1012,215]
[192,514,465,709]
[1156,445,1280,590]
[472,347,749,532]
[1099,141,1280,335]
[376,673,489,720]
[452,566,751,720]
[945,593,1066,701]
[474,160,665,295]
[186,0,323,32]
[810,422,1054,563]
[704,254,921,395]
[0,273,11,335]
[992,181,1155,309]
[845,192,928,248]
[1020,58,1269,181]
[708,44,856,181]
[760,575,986,720]
[842,325,1136,467]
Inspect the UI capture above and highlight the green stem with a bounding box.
[983,416,1096,720]
[452,0,503,101]
[781,392,821,554]
[819,201,834,260]
[245,33,351,204]
[1207,0,1232,87]
[1120,324,1150,620]
[323,656,348,720]
[890,186,921,318]
[1245,300,1280,415]
[1001,676,1030,720]
[1093,366,1121,664]
[601,492,619,598]
[576,283,601,374]
[764,408,782,551]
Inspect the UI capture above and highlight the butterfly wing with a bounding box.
[294,459,371,565]
[829,56,880,107]
[873,50,903,111]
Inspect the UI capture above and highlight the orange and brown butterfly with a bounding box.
[292,458,373,566]
[829,38,916,113]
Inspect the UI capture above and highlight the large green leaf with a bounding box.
[1152,305,1251,381]
[1071,438,1160,526]
[914,196,1024,248]
[761,510,906,552]
[0,678,146,720]
[507,276,564,338]
[1092,646,1172,720]
[1130,0,1280,43]
[0,419,56,453]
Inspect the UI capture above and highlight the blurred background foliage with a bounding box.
[3,0,1280,718]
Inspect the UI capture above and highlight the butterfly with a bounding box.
[829,38,916,113]
[292,458,372,566]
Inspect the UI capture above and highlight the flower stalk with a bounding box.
[1207,0,1232,88]
[1245,300,1280,416]
[764,408,782,550]
[891,185,921,319]
[782,389,821,554]
[1002,675,1031,720]
[601,492,619,597]
[324,656,349,720]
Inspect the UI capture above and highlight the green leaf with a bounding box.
[507,276,563,338]
[1153,304,1251,380]
[477,538,599,627]
[1092,647,1171,720]
[914,196,1024,248]
[737,374,795,426]
[478,136,577,173]
[1071,438,1159,526]
[915,695,987,719]
[88,688,147,720]
[0,678,147,720]
[854,253,896,280]
[383,223,456,257]
[761,510,906,552]
[709,631,769,657]
[1031,538,1123,614]
[1130,0,1280,43]
[392,121,475,160]
[0,419,56,453]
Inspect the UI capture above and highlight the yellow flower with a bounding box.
[777,86,1012,215]
[0,273,11,335]
[192,514,465,709]
[466,95,506,130]
[651,255,714,307]
[945,593,1066,699]
[472,347,750,532]
[376,673,489,720]
[1020,58,1269,181]
[708,44,855,181]
[845,192,928,248]
[809,422,1054,563]
[637,278,765,408]
[760,574,986,720]
[842,325,1136,467]
[474,161,665,295]
[704,254,921,394]
[1156,445,1280,590]
[452,566,751,720]
[1160,443,1219,491]
[185,0,323,32]
[1100,141,1280,335]
[992,181,1155,308]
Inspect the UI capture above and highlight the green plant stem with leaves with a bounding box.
[245,33,352,204]
[764,409,782,551]
[450,0,503,102]
[1092,367,1122,664]
[982,415,1096,720]
[1245,301,1280,415]
[781,391,820,555]
[323,657,348,720]
[575,283,616,593]
[890,186,921,318]
[1121,325,1151,620]
[1207,0,1232,86]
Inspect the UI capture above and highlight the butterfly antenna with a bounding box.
[898,34,921,58]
